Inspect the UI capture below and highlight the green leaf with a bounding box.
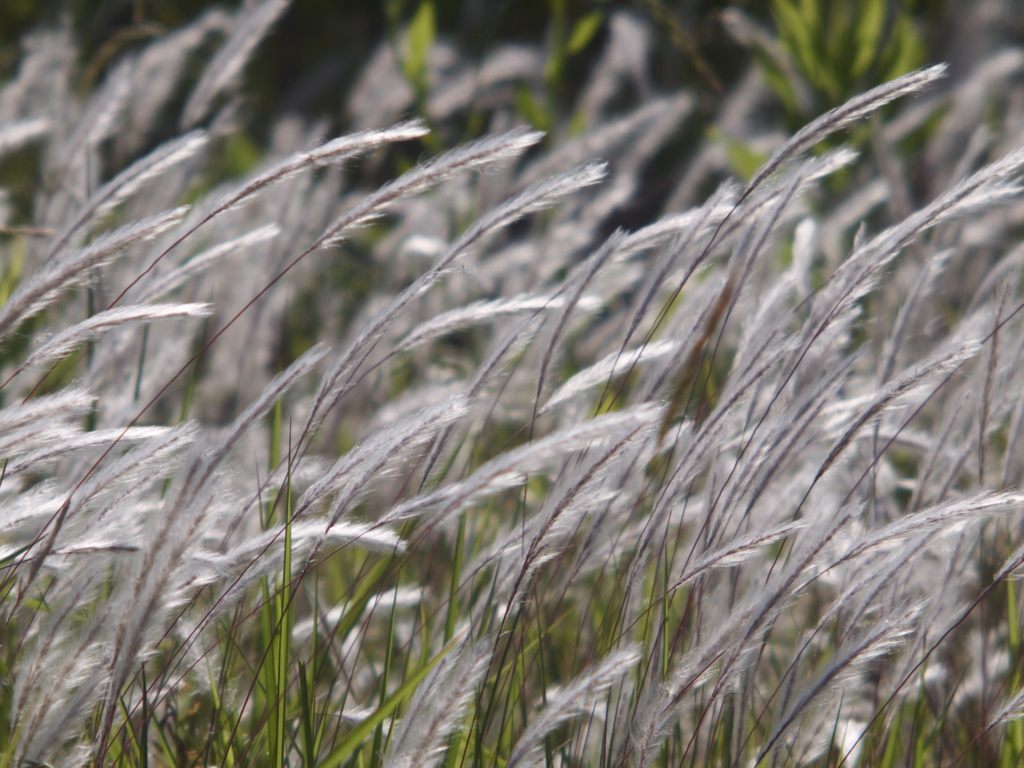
[881,15,924,82]
[403,0,436,92]
[852,0,886,79]
[514,84,551,132]
[566,12,603,55]
[773,0,820,86]
[223,131,261,179]
[879,704,903,768]
[755,51,800,116]
[711,127,768,181]
[797,0,823,38]
[824,2,855,97]
[1010,579,1020,659]
[0,245,22,307]
[316,645,453,768]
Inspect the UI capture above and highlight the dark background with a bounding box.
[0,0,969,133]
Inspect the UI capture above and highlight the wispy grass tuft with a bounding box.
[2,5,1024,767]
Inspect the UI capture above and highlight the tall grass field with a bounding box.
[2,1,1024,765]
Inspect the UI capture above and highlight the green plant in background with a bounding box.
[768,0,926,118]
[716,0,928,189]
[513,1,606,134]
[402,1,437,109]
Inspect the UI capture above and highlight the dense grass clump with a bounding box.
[4,2,1024,766]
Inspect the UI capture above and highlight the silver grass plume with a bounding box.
[21,303,211,369]
[506,646,641,768]
[0,206,189,339]
[384,641,492,768]
[45,132,207,261]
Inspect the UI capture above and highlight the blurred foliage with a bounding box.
[768,0,926,118]
[0,0,952,227]
[0,1,944,132]
[402,0,437,105]
[708,124,767,180]
[0,0,959,240]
